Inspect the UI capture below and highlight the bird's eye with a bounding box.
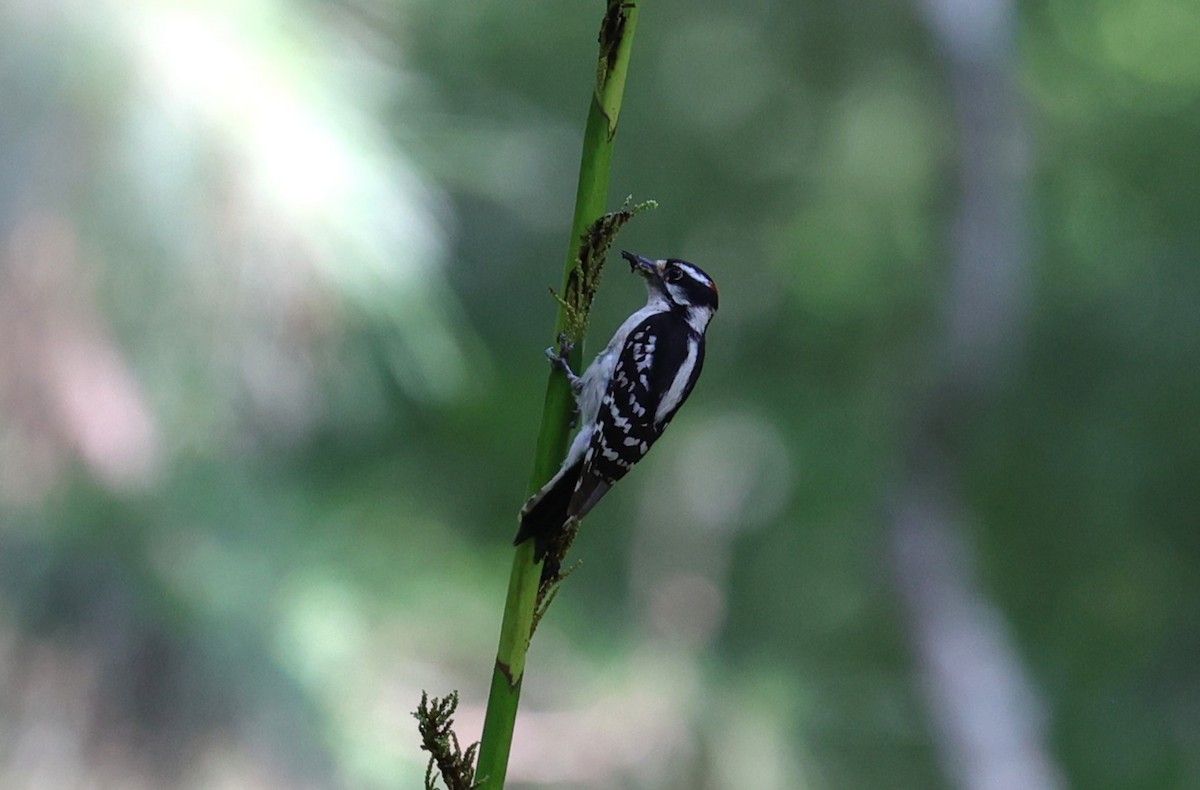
[666,266,684,283]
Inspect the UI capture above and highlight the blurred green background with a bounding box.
[1,0,1198,788]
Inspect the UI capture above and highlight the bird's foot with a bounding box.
[545,334,582,392]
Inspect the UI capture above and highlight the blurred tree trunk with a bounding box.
[889,1,1064,789]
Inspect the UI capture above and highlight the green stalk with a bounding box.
[474,3,642,787]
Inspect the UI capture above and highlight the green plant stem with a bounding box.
[474,3,642,787]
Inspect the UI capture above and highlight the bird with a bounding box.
[514,250,718,574]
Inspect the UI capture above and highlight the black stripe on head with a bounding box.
[663,259,719,311]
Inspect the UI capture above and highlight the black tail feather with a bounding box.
[514,459,583,562]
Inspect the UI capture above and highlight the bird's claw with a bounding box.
[544,334,576,375]
[555,333,574,359]
[544,334,583,396]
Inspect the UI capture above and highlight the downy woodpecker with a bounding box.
[514,251,719,570]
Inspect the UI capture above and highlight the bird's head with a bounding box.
[621,250,718,331]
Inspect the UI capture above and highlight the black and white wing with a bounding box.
[568,312,705,518]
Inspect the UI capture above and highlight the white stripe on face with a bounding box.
[675,262,713,289]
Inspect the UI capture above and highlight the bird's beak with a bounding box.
[621,250,658,277]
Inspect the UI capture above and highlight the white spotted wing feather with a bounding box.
[568,313,704,517]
